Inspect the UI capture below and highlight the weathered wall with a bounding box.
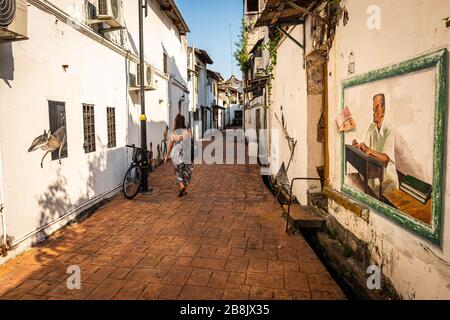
[270,23,324,203]
[327,0,450,299]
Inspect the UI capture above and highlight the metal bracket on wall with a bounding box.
[275,23,306,69]
[99,26,126,34]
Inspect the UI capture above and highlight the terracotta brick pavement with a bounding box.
[0,139,345,300]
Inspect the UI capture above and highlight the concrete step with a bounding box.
[283,205,326,229]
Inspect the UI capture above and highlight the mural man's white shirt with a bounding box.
[364,119,399,194]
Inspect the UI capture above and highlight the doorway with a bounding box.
[0,144,4,210]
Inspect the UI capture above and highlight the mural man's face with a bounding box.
[373,96,385,127]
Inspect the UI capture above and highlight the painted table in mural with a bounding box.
[383,189,432,225]
[345,144,384,199]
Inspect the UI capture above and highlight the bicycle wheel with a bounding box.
[123,164,142,199]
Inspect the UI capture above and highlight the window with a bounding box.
[48,101,68,160]
[107,107,116,148]
[247,0,259,13]
[163,52,168,74]
[83,104,96,153]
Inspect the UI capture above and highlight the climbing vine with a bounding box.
[234,18,251,73]
[261,28,281,80]
[259,29,281,101]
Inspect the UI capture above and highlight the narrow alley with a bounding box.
[1,0,449,304]
[0,139,345,300]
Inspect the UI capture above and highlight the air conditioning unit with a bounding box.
[95,0,124,28]
[137,63,157,91]
[0,0,28,42]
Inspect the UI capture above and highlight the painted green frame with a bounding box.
[340,49,448,246]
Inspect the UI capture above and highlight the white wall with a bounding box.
[0,0,188,263]
[123,0,188,152]
[327,0,450,299]
[271,24,322,204]
[0,5,128,255]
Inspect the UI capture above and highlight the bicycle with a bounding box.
[123,144,150,199]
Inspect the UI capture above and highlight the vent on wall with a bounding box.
[0,0,28,42]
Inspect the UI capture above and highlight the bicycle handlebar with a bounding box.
[126,145,150,157]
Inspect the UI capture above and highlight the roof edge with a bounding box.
[165,0,190,34]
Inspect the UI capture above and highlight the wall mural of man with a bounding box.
[352,93,399,194]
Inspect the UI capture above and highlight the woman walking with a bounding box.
[164,114,193,197]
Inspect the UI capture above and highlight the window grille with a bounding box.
[83,104,96,153]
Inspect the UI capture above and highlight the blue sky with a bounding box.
[175,0,243,80]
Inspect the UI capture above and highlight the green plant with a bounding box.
[234,19,251,73]
[261,29,281,79]
[259,28,281,100]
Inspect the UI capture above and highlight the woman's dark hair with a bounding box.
[174,113,187,130]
